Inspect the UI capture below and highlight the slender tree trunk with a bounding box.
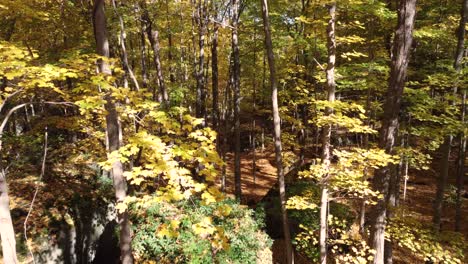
[252,26,258,184]
[93,1,133,263]
[166,0,175,83]
[0,169,18,264]
[112,0,140,91]
[195,0,207,123]
[222,62,233,192]
[212,24,220,148]
[139,13,148,89]
[260,0,294,263]
[455,91,466,231]
[454,0,467,232]
[232,0,242,200]
[142,8,168,104]
[369,1,417,263]
[319,4,337,264]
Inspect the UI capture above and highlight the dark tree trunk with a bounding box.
[433,136,452,231]
[93,1,133,263]
[232,0,242,200]
[433,0,467,232]
[454,0,467,232]
[142,7,168,104]
[166,0,176,83]
[260,0,294,263]
[212,24,220,145]
[455,91,465,232]
[369,1,417,263]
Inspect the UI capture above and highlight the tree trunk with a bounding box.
[319,3,337,264]
[454,0,467,232]
[142,7,168,104]
[0,169,18,264]
[166,0,175,83]
[139,12,148,89]
[212,24,220,148]
[251,26,258,184]
[433,0,466,232]
[195,0,207,123]
[112,0,139,91]
[433,136,452,231]
[93,1,133,263]
[369,1,416,263]
[455,91,466,231]
[260,0,294,263]
[232,0,242,200]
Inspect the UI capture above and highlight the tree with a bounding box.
[369,1,417,263]
[0,99,19,263]
[260,0,294,263]
[141,2,168,104]
[232,0,242,200]
[454,0,467,233]
[92,0,133,262]
[319,3,336,264]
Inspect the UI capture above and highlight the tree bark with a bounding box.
[369,1,417,264]
[433,136,452,231]
[142,7,168,104]
[112,0,140,91]
[232,0,242,200]
[212,24,220,145]
[260,0,294,263]
[93,1,133,263]
[433,0,466,232]
[319,3,337,264]
[454,0,467,232]
[195,0,208,123]
[455,92,465,232]
[0,170,18,264]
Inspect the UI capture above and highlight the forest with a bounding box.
[0,0,466,263]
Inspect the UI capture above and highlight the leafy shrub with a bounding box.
[130,197,272,264]
[284,180,358,262]
[387,213,465,264]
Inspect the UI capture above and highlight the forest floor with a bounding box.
[218,147,468,264]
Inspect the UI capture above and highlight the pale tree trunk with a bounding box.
[319,3,336,264]
[0,170,17,264]
[369,1,417,263]
[195,0,208,123]
[112,0,139,91]
[139,13,148,89]
[0,92,19,263]
[454,0,467,232]
[232,0,242,200]
[260,0,294,263]
[93,1,133,263]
